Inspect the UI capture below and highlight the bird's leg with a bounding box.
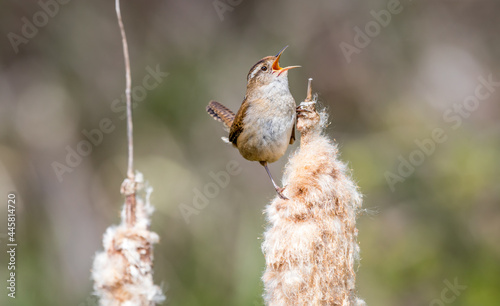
[296,105,313,113]
[260,161,288,200]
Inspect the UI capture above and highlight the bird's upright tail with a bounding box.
[206,101,235,129]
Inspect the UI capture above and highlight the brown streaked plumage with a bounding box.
[206,46,300,199]
[206,101,235,129]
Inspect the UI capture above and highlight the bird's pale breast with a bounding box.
[237,91,296,163]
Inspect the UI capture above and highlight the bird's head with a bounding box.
[246,46,300,87]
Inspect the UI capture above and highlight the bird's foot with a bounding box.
[296,106,314,115]
[276,185,289,200]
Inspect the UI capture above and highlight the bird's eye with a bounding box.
[261,66,267,71]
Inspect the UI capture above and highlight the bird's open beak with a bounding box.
[272,45,301,76]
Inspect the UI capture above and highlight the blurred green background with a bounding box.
[1,0,499,305]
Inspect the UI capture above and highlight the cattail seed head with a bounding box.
[262,83,365,306]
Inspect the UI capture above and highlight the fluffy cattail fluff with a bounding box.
[92,172,165,305]
[262,79,365,305]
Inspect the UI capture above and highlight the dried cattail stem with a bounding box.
[262,79,365,305]
[91,1,164,304]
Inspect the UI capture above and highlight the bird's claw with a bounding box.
[296,106,313,114]
[276,186,289,200]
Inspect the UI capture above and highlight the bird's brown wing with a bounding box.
[229,99,250,146]
[290,121,295,144]
[206,101,235,129]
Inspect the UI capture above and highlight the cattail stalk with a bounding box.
[262,79,365,305]
[91,1,164,304]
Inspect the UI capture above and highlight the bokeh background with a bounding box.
[1,0,499,305]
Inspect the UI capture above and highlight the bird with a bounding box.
[206,46,300,199]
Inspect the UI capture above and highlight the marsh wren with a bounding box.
[206,46,300,199]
